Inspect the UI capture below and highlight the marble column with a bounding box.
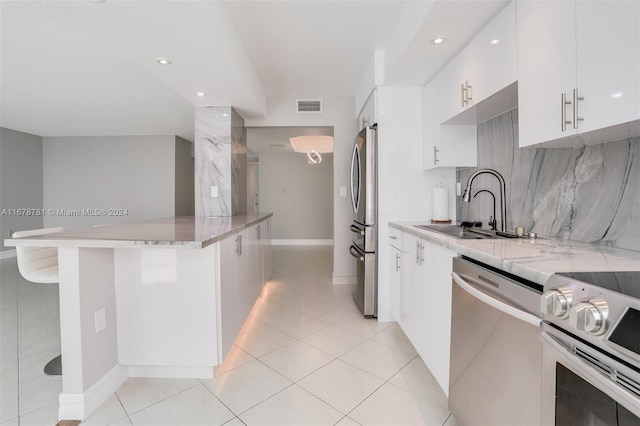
[195,106,247,216]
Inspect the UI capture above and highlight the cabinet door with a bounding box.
[219,235,239,360]
[399,233,426,351]
[423,78,441,169]
[517,0,577,147]
[423,78,477,170]
[420,242,455,395]
[468,1,517,105]
[576,0,640,133]
[439,52,473,123]
[262,219,272,281]
[388,245,402,322]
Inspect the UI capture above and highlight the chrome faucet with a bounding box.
[462,168,507,232]
[474,190,497,231]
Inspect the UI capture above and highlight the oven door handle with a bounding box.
[452,272,542,327]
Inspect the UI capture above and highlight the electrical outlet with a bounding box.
[456,182,462,196]
[94,307,106,333]
[339,187,347,197]
[211,186,219,198]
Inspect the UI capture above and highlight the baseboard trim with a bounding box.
[332,275,357,285]
[0,249,16,259]
[271,239,333,246]
[127,365,213,379]
[58,364,127,421]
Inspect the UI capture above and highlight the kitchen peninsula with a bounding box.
[4,213,272,421]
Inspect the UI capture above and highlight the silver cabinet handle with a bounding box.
[465,81,472,104]
[236,235,242,256]
[389,236,398,240]
[395,253,401,271]
[415,240,420,264]
[561,93,572,132]
[420,242,425,263]
[573,88,584,129]
[433,146,439,165]
[461,83,466,107]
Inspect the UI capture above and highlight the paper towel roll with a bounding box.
[432,188,449,221]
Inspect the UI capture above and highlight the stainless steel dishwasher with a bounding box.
[450,256,543,425]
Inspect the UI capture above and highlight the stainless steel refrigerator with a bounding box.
[349,124,377,318]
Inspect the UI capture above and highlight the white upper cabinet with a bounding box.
[439,1,517,123]
[423,76,476,170]
[517,0,640,147]
[576,1,640,134]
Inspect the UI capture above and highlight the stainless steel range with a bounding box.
[541,271,640,424]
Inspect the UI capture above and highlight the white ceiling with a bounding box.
[0,1,507,143]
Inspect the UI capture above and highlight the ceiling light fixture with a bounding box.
[307,150,322,165]
[490,39,500,45]
[289,135,334,153]
[432,37,445,45]
[196,92,206,97]
[155,57,172,65]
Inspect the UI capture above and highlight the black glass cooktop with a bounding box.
[556,271,640,299]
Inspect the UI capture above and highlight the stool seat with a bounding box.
[13,227,64,377]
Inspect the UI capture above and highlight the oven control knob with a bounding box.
[569,298,609,335]
[540,286,573,318]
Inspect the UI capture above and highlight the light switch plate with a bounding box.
[211,186,219,198]
[94,307,106,333]
[456,182,462,196]
[339,187,347,197]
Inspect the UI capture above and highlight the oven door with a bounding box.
[541,323,640,425]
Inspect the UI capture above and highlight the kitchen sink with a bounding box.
[414,224,517,240]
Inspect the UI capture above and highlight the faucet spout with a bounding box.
[463,168,507,232]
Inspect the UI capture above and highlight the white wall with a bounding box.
[174,136,195,216]
[0,128,44,251]
[43,136,176,229]
[258,154,333,240]
[376,86,456,321]
[245,96,357,282]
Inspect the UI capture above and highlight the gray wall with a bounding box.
[0,128,44,251]
[43,135,177,230]
[458,108,640,252]
[175,136,195,216]
[259,154,333,240]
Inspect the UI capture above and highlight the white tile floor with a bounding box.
[1,246,458,426]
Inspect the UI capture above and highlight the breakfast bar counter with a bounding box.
[4,214,272,421]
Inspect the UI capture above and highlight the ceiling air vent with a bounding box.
[296,99,323,114]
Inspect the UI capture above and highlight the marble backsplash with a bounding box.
[457,108,640,252]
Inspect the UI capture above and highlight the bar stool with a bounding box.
[13,227,63,376]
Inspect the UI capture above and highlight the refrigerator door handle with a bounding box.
[350,224,365,235]
[349,244,364,262]
[350,144,360,215]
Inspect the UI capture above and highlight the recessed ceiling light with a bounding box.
[89,0,105,3]
[156,57,172,65]
[432,37,445,45]
[490,39,500,45]
[196,92,206,97]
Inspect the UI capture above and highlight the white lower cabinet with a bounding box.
[400,231,456,395]
[388,228,402,321]
[218,221,271,361]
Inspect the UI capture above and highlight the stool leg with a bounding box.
[44,355,62,376]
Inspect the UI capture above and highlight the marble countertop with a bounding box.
[390,221,640,285]
[4,213,273,249]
